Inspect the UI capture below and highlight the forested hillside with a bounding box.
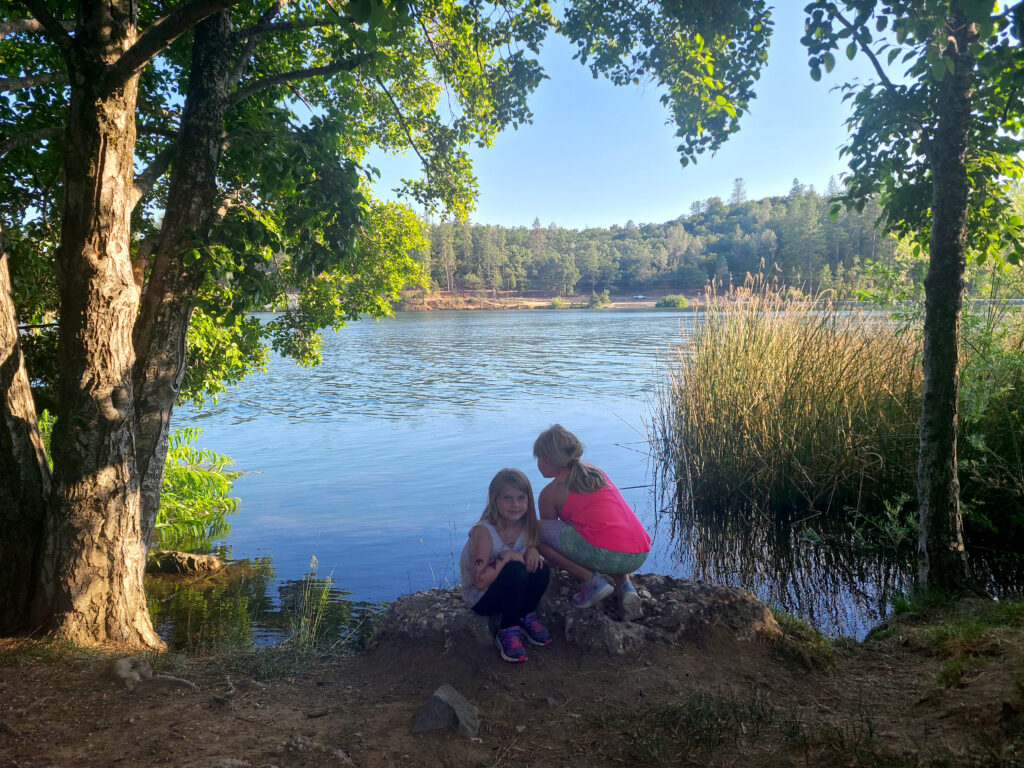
[417,178,897,297]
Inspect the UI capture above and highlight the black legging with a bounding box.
[472,560,551,629]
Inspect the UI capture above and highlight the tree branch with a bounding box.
[373,75,429,168]
[227,0,290,90]
[132,145,177,208]
[0,17,72,39]
[238,18,342,36]
[231,54,370,105]
[830,7,899,94]
[13,0,72,57]
[0,72,69,92]
[106,0,246,89]
[0,127,60,158]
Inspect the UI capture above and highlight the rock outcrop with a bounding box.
[373,570,779,654]
[147,550,224,575]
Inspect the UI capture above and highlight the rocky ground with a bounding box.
[1,572,1022,768]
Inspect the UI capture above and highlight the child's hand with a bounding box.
[524,546,541,572]
[498,550,525,567]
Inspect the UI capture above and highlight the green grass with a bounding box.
[885,592,1024,687]
[769,607,836,670]
[657,276,922,519]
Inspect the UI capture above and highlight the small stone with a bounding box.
[109,657,152,689]
[412,684,480,738]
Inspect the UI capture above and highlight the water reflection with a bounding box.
[147,554,384,653]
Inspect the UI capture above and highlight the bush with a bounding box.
[588,289,611,308]
[157,427,242,552]
[656,294,689,308]
[549,296,566,309]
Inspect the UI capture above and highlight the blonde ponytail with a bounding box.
[533,424,608,495]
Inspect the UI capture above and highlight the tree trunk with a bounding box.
[133,11,234,549]
[916,7,973,592]
[0,232,51,632]
[31,6,163,649]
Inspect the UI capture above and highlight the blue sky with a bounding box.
[372,3,875,230]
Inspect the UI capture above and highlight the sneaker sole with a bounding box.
[495,635,528,663]
[572,581,615,609]
[621,591,643,622]
[522,633,552,647]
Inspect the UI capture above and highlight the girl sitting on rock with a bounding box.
[533,424,651,621]
[459,468,552,663]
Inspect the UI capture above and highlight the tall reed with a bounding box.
[657,276,922,524]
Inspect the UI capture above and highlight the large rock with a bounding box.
[147,550,224,575]
[372,571,779,654]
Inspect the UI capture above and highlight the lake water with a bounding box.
[175,309,690,612]
[159,307,904,648]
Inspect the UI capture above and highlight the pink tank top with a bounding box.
[559,473,651,554]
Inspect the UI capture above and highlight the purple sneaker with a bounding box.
[620,581,643,621]
[571,573,614,608]
[495,626,527,663]
[519,612,552,647]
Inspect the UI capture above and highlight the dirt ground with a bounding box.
[2,606,1023,768]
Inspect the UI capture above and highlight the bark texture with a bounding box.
[0,237,51,632]
[133,11,234,549]
[916,8,973,591]
[31,1,163,649]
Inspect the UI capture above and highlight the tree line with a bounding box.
[414,178,897,297]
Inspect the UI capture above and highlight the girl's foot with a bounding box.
[495,626,528,663]
[619,581,643,621]
[519,612,552,646]
[571,573,614,608]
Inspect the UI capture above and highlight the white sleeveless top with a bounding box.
[459,522,528,607]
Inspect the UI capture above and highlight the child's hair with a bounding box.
[479,468,540,546]
[533,424,608,495]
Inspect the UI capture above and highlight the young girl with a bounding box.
[533,424,651,621]
[459,468,552,663]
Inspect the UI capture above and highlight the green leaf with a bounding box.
[846,42,857,60]
[823,52,836,73]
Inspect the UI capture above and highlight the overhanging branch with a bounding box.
[231,53,370,105]
[0,127,61,158]
[0,72,68,92]
[0,17,72,39]
[12,0,72,58]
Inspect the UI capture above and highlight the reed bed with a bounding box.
[657,279,922,521]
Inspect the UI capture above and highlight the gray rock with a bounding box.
[108,657,153,689]
[412,684,480,738]
[208,760,251,768]
[373,571,779,655]
[148,550,224,575]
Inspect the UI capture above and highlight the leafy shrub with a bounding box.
[656,294,689,308]
[588,289,611,308]
[549,296,566,309]
[158,427,241,552]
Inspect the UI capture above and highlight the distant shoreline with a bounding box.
[396,288,698,311]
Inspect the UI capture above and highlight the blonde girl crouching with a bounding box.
[533,425,651,621]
